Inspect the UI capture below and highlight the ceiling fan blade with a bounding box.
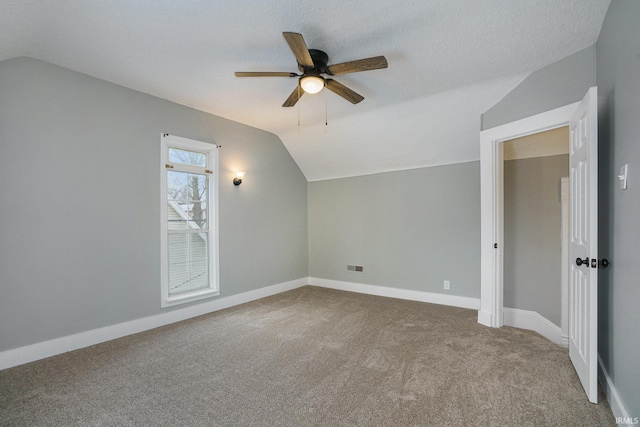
[283,32,314,68]
[327,56,388,75]
[235,72,298,77]
[282,86,303,107]
[325,79,364,104]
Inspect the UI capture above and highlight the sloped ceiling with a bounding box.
[0,0,610,181]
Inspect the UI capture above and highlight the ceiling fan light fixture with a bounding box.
[300,75,325,94]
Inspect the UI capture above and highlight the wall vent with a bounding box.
[347,265,364,272]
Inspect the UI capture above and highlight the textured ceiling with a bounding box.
[0,0,610,181]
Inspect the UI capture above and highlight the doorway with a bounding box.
[477,102,580,329]
[478,87,600,403]
[502,127,569,345]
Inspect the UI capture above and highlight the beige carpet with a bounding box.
[0,286,614,426]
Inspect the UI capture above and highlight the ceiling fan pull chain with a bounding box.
[325,88,328,127]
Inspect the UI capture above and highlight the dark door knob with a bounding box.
[598,258,610,269]
[576,257,589,267]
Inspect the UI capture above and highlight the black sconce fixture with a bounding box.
[233,172,245,186]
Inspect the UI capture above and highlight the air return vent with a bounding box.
[347,265,364,272]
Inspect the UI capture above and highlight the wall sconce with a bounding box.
[233,172,245,186]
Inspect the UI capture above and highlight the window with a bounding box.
[160,134,219,307]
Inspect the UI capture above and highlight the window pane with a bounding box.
[167,203,188,229]
[167,171,209,229]
[167,171,187,229]
[167,170,188,204]
[169,148,206,167]
[168,233,209,295]
[187,173,207,229]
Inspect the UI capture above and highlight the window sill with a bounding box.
[162,288,220,308]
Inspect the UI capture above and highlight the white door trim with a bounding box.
[560,176,570,346]
[478,102,579,328]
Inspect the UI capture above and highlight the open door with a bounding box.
[479,87,600,403]
[568,86,598,403]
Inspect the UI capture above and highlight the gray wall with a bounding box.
[482,45,597,130]
[0,57,308,352]
[308,162,480,298]
[596,0,640,417]
[504,155,568,326]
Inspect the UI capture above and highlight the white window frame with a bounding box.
[160,133,219,307]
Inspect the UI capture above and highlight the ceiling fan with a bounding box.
[235,32,388,107]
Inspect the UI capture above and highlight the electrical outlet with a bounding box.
[444,280,450,290]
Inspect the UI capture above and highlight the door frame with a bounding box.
[478,102,579,328]
[560,176,570,346]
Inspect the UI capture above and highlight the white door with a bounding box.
[569,86,598,403]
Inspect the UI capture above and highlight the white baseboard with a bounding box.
[309,277,480,310]
[477,310,494,327]
[0,277,308,371]
[598,354,636,426]
[503,307,563,346]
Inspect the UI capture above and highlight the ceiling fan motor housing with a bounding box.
[303,49,329,74]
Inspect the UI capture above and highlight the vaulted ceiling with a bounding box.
[0,0,610,181]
